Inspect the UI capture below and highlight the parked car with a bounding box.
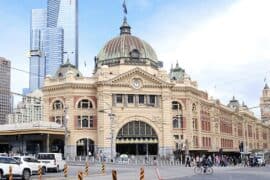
[36,153,65,172]
[0,156,31,180]
[13,156,47,175]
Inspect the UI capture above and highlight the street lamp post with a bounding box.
[99,108,115,162]
[109,113,115,162]
[64,107,68,160]
[86,137,89,162]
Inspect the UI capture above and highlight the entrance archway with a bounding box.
[76,138,95,156]
[116,121,158,155]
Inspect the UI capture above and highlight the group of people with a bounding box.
[184,154,242,167]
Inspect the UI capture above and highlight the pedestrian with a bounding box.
[185,156,191,167]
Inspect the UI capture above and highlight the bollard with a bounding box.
[140,167,144,180]
[101,162,105,175]
[112,170,117,180]
[77,171,83,180]
[38,165,42,180]
[64,164,68,177]
[85,162,89,176]
[9,166,13,180]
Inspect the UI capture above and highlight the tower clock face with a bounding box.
[131,78,142,89]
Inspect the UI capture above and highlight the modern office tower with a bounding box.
[47,0,78,67]
[29,9,47,92]
[29,1,78,92]
[0,57,11,124]
[43,28,64,76]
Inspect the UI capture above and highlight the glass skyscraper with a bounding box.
[47,0,78,67]
[29,0,78,92]
[29,9,47,92]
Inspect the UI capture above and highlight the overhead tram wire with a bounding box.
[7,65,45,78]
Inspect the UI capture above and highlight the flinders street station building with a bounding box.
[0,17,270,160]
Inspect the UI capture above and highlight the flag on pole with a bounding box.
[123,0,128,14]
[84,61,86,67]
[264,77,267,82]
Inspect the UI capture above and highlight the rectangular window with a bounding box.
[116,94,123,103]
[149,95,156,104]
[128,95,134,103]
[89,116,94,127]
[174,135,179,140]
[139,95,144,104]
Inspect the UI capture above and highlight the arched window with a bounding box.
[172,101,182,113]
[77,99,93,109]
[130,49,140,59]
[52,100,64,110]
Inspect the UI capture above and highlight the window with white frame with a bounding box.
[77,116,94,128]
[77,99,93,109]
[52,100,63,110]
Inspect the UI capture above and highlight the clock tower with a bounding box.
[260,83,270,124]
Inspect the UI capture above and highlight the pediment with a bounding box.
[101,67,173,88]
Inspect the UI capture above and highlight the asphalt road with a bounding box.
[30,164,270,180]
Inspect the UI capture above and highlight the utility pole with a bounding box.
[109,112,115,162]
[64,107,68,160]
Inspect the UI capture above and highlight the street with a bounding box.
[30,164,270,180]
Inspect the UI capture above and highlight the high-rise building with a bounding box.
[47,0,78,68]
[29,0,78,92]
[29,9,47,92]
[0,57,11,124]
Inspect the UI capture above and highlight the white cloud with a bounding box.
[141,0,270,116]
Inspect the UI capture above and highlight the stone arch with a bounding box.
[75,138,95,156]
[116,116,161,140]
[75,97,96,109]
[51,98,65,110]
[115,116,160,155]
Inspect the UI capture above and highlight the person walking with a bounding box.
[185,156,191,167]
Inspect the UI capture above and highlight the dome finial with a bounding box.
[120,0,131,35]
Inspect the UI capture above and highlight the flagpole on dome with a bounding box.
[120,0,131,35]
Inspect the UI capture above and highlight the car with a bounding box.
[13,156,47,175]
[0,156,31,180]
[36,153,65,172]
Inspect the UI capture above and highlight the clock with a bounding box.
[131,78,142,89]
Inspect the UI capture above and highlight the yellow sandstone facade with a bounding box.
[41,18,270,159]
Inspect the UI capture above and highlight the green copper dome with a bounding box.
[96,18,158,65]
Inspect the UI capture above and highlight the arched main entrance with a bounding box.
[116,121,158,155]
[76,138,95,156]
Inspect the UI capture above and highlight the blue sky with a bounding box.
[1,0,270,117]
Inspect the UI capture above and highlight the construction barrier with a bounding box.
[140,167,144,180]
[77,171,83,180]
[112,170,117,180]
[38,165,42,180]
[101,162,105,175]
[9,166,13,180]
[64,164,68,177]
[85,162,89,176]
[155,167,163,180]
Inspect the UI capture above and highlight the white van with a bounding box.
[37,153,65,172]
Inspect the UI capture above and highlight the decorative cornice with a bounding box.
[43,83,96,91]
[97,67,174,88]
